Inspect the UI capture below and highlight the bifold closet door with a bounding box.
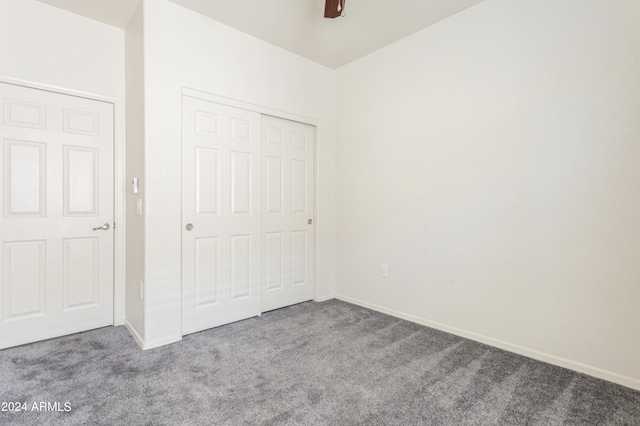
[261,115,314,312]
[0,82,114,349]
[182,96,261,335]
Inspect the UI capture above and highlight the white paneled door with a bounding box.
[182,96,262,335]
[0,83,114,349]
[182,97,316,335]
[261,115,314,312]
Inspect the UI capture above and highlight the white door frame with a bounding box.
[0,76,126,326]
[181,87,322,303]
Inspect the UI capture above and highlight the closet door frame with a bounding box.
[181,87,321,306]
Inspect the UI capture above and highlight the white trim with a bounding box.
[182,87,318,127]
[336,294,640,392]
[1,76,121,106]
[124,320,144,349]
[312,124,320,302]
[314,294,335,303]
[0,76,127,327]
[139,334,182,351]
[113,92,126,326]
[127,319,180,351]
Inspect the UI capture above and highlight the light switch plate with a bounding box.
[380,264,388,278]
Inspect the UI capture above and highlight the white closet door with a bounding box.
[261,115,314,312]
[182,96,261,335]
[0,83,114,349]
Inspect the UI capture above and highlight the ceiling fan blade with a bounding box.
[324,0,345,19]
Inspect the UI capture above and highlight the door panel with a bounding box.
[265,232,284,291]
[0,82,114,349]
[230,152,252,214]
[182,96,261,335]
[194,236,219,307]
[195,148,219,215]
[3,240,46,319]
[64,146,98,216]
[63,237,98,310]
[4,140,46,216]
[261,115,314,312]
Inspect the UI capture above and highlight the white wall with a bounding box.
[141,0,336,347]
[125,1,145,343]
[0,0,124,99]
[335,0,640,389]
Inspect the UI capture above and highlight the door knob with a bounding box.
[93,223,110,231]
[186,223,194,231]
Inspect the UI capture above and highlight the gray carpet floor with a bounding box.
[1,300,639,425]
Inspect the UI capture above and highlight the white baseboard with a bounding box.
[141,334,182,351]
[335,294,640,392]
[125,320,182,350]
[124,320,145,350]
[315,293,336,303]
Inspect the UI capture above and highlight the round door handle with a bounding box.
[93,223,110,231]
[186,223,194,231]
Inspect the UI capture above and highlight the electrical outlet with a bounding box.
[139,281,144,300]
[380,264,388,278]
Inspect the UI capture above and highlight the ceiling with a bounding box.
[36,0,485,69]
